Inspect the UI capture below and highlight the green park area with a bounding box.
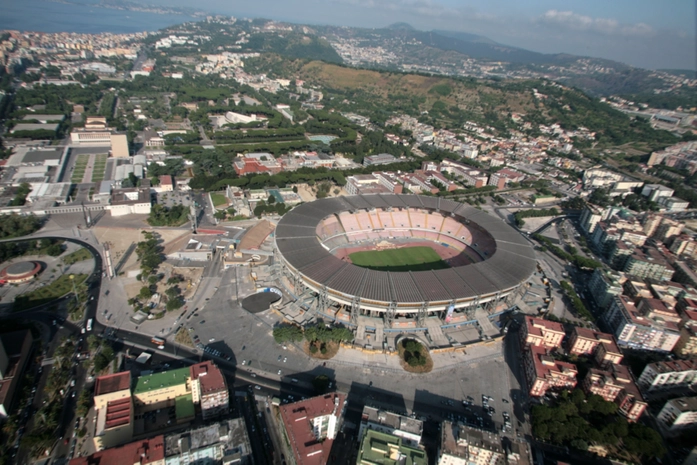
[13,273,87,312]
[91,154,108,182]
[62,247,93,265]
[349,246,448,272]
[210,192,228,208]
[71,154,89,183]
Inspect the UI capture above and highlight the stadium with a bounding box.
[275,194,536,329]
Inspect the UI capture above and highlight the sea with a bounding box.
[0,0,198,34]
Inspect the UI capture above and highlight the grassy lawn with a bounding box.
[62,247,93,265]
[349,246,448,272]
[210,192,228,208]
[14,273,88,312]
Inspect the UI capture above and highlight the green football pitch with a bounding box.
[348,246,449,272]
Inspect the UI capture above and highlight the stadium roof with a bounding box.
[276,195,536,304]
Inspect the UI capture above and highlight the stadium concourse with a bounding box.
[275,194,536,349]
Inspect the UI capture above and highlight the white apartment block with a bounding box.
[637,359,697,393]
[657,397,697,436]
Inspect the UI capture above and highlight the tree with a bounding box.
[273,324,304,343]
[139,286,153,300]
[166,298,183,311]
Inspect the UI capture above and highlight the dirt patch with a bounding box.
[293,183,316,202]
[303,340,339,359]
[174,327,194,347]
[94,227,189,275]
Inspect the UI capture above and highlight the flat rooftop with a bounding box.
[133,367,190,395]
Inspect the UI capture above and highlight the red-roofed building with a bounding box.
[95,372,131,396]
[159,175,174,192]
[279,393,346,465]
[520,316,565,349]
[582,364,647,422]
[69,436,165,465]
[189,361,229,420]
[92,372,133,451]
[233,156,282,176]
[522,345,577,397]
[568,327,623,365]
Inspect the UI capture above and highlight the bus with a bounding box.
[151,337,165,348]
[86,319,93,332]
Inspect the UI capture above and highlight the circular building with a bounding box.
[0,261,42,284]
[275,194,536,327]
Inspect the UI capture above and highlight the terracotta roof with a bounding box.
[279,393,346,465]
[105,397,131,429]
[69,436,165,465]
[95,372,131,396]
[160,174,173,185]
[190,361,226,394]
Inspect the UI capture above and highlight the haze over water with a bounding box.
[1,0,196,34]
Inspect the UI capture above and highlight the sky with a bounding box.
[146,0,696,70]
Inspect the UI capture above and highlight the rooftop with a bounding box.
[133,367,190,395]
[361,406,423,436]
[95,372,131,396]
[279,392,346,465]
[189,361,227,394]
[68,436,165,465]
[357,429,427,465]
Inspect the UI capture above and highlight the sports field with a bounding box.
[349,246,449,272]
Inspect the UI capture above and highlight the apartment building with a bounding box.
[637,359,697,394]
[582,363,647,422]
[604,295,681,352]
[519,316,565,349]
[568,327,623,365]
[70,436,165,465]
[189,361,230,420]
[657,397,697,436]
[580,204,604,235]
[587,268,625,309]
[522,345,578,397]
[623,248,675,281]
[358,406,423,448]
[278,393,346,465]
[358,429,427,465]
[438,422,505,465]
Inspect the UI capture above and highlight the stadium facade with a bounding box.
[275,195,536,328]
